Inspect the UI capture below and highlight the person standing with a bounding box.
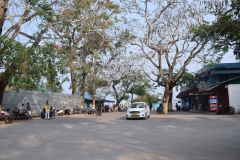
[150,103,152,111]
[44,100,50,120]
[26,102,32,119]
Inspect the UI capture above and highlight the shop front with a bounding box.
[197,85,229,111]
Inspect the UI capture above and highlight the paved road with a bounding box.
[0,111,240,160]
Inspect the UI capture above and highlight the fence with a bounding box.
[2,90,82,115]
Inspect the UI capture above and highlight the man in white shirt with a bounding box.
[19,103,24,113]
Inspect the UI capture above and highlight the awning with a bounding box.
[84,96,115,103]
[176,88,199,98]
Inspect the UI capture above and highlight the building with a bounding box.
[176,63,240,113]
[83,93,115,109]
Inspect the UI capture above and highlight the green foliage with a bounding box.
[128,85,146,96]
[0,37,59,92]
[175,69,195,88]
[193,0,240,60]
[85,75,109,95]
[133,93,161,104]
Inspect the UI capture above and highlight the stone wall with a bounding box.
[2,90,82,115]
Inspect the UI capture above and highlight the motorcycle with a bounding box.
[12,108,29,120]
[64,108,71,115]
[41,107,55,119]
[72,107,82,114]
[87,108,95,115]
[50,106,55,119]
[216,106,235,115]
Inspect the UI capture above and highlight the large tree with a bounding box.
[150,69,194,111]
[122,0,228,114]
[48,0,122,108]
[204,0,240,60]
[0,0,59,110]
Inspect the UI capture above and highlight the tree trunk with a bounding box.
[168,83,173,112]
[0,82,7,111]
[70,68,76,95]
[79,33,88,107]
[0,65,16,111]
[80,72,87,107]
[162,82,170,115]
[168,86,173,112]
[0,0,8,35]
[131,93,133,103]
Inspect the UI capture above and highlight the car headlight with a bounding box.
[140,109,145,112]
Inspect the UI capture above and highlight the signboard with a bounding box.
[209,95,218,111]
[199,81,207,92]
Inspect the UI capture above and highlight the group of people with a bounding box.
[0,102,33,124]
[12,102,32,119]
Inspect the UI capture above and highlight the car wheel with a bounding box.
[126,116,129,120]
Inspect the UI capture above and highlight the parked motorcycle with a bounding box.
[12,108,29,120]
[64,108,71,115]
[50,106,55,119]
[41,107,55,119]
[87,108,95,114]
[216,106,235,115]
[82,108,88,114]
[72,107,82,114]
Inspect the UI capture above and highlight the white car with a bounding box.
[126,102,150,120]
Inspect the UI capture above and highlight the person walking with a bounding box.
[150,103,152,111]
[44,100,50,120]
[26,102,32,119]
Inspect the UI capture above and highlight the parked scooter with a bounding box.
[216,105,235,115]
[57,108,64,116]
[56,107,71,116]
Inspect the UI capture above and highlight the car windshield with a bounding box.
[131,103,145,108]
